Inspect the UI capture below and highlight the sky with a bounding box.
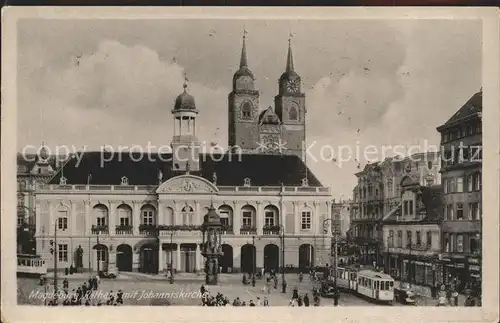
[17,18,482,199]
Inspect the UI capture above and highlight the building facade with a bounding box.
[382,177,443,288]
[350,153,441,268]
[436,90,482,290]
[31,35,333,274]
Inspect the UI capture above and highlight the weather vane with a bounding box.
[183,72,189,89]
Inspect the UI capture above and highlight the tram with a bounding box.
[333,267,395,304]
[17,254,47,277]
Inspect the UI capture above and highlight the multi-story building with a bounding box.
[16,150,60,254]
[436,90,482,289]
[382,177,443,288]
[350,152,441,268]
[31,35,333,274]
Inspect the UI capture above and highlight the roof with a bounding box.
[438,91,482,130]
[48,152,323,187]
[174,87,196,111]
[358,270,393,280]
[259,107,281,125]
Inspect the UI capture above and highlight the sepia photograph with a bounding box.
[1,6,499,323]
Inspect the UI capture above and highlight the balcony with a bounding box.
[157,225,202,237]
[222,225,233,235]
[139,224,158,236]
[262,225,281,236]
[240,226,257,235]
[115,225,133,235]
[91,225,109,235]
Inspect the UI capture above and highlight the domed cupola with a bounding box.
[232,30,256,91]
[174,82,197,111]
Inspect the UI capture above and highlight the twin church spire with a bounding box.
[235,29,299,89]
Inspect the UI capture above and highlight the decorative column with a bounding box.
[293,202,300,235]
[279,194,285,231]
[108,201,117,236]
[233,201,241,235]
[195,243,200,271]
[158,244,164,273]
[256,201,263,236]
[84,200,91,235]
[157,203,164,226]
[313,201,319,235]
[48,201,54,235]
[133,201,141,235]
[195,201,201,225]
[35,202,41,236]
[71,201,77,236]
[176,243,181,272]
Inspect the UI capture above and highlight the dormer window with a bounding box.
[121,176,129,185]
[301,177,308,187]
[243,177,251,187]
[59,176,67,185]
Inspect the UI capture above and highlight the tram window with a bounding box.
[384,281,389,290]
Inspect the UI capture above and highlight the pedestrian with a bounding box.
[297,296,303,307]
[256,297,261,306]
[314,295,321,306]
[117,289,123,305]
[261,267,265,278]
[292,286,299,300]
[263,297,269,306]
[299,272,303,283]
[249,300,256,307]
[241,301,246,306]
[304,293,310,307]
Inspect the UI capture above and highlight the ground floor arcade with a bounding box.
[36,235,331,274]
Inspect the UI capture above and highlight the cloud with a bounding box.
[18,40,229,151]
[17,19,482,200]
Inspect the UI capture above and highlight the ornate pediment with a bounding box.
[156,175,218,194]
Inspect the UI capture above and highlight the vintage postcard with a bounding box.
[1,6,499,323]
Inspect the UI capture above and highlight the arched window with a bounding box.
[57,209,68,230]
[181,206,194,225]
[117,204,132,226]
[141,205,156,226]
[241,205,256,228]
[242,102,252,120]
[289,105,298,121]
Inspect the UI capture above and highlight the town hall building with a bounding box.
[32,34,333,274]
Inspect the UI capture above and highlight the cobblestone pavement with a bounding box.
[18,273,459,306]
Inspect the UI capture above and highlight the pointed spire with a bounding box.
[240,28,248,68]
[286,31,294,72]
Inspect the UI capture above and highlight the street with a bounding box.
[19,273,376,306]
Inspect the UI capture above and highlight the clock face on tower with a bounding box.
[286,79,300,93]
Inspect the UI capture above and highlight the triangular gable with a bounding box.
[259,106,281,125]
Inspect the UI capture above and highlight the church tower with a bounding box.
[171,76,200,172]
[228,30,260,153]
[274,35,306,158]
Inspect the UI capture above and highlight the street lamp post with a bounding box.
[252,235,256,287]
[323,218,339,306]
[278,224,286,293]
